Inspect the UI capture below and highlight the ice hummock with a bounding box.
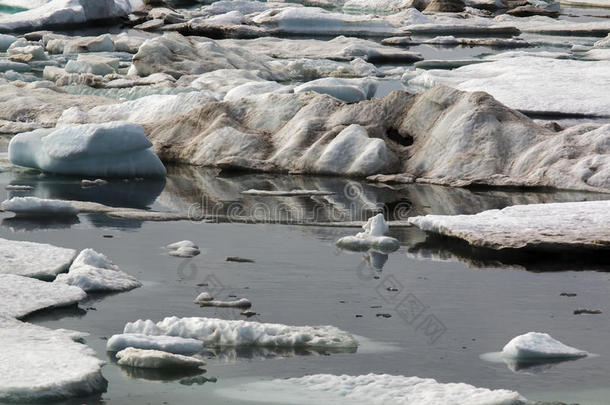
[106,333,204,355]
[336,213,400,252]
[9,122,166,178]
[54,249,142,292]
[116,348,206,369]
[0,317,107,403]
[218,373,526,405]
[502,332,588,360]
[1,197,78,217]
[0,237,77,279]
[124,316,359,349]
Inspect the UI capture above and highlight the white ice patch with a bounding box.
[408,200,610,250]
[336,213,399,252]
[295,78,377,103]
[1,197,78,217]
[116,348,205,369]
[54,249,141,292]
[218,373,526,405]
[167,240,201,258]
[502,332,588,360]
[106,333,204,355]
[0,238,77,279]
[0,274,85,319]
[0,317,106,403]
[124,316,359,349]
[9,122,167,178]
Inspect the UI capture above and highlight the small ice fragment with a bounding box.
[502,332,588,360]
[81,179,108,187]
[167,240,200,257]
[116,348,205,369]
[107,333,203,355]
[336,214,399,252]
[1,197,78,217]
[194,292,213,303]
[4,185,33,191]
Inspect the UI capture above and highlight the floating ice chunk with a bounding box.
[502,332,588,360]
[106,333,204,355]
[1,197,77,217]
[295,78,377,103]
[9,122,167,178]
[5,184,33,191]
[0,274,85,319]
[218,373,526,405]
[124,316,359,349]
[194,292,213,302]
[0,238,77,279]
[0,318,106,403]
[337,214,399,252]
[55,265,142,292]
[408,200,610,250]
[55,248,141,292]
[116,348,205,369]
[167,240,200,258]
[196,298,252,308]
[81,179,108,187]
[241,189,334,196]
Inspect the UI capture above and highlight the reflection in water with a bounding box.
[480,352,583,375]
[205,345,358,363]
[118,365,207,382]
[2,216,80,232]
[365,251,388,271]
[179,375,217,386]
[408,233,610,272]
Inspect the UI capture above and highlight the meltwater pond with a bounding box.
[2,164,610,405]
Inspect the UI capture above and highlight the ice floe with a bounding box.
[9,122,167,178]
[409,200,610,250]
[106,333,204,354]
[337,214,400,252]
[0,274,85,319]
[218,373,526,405]
[405,56,610,117]
[124,316,359,348]
[502,332,588,360]
[116,348,206,369]
[0,237,77,279]
[54,248,142,292]
[0,317,106,402]
[1,196,78,217]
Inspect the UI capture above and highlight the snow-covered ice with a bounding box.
[0,238,77,279]
[9,122,167,178]
[124,316,359,349]
[0,274,85,319]
[106,333,204,355]
[337,214,400,252]
[116,348,205,369]
[0,317,107,402]
[196,297,252,308]
[218,373,526,405]
[295,78,377,103]
[1,197,78,217]
[408,200,610,250]
[167,240,201,257]
[502,332,588,360]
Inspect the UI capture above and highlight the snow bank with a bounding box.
[409,200,610,250]
[116,348,205,369]
[502,332,588,360]
[106,333,204,355]
[337,214,400,252]
[0,318,106,402]
[55,248,141,292]
[124,316,359,349]
[9,122,167,178]
[0,274,85,319]
[1,197,78,217]
[0,238,77,279]
[218,373,526,405]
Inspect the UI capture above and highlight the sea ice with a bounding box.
[124,316,359,348]
[106,333,204,354]
[1,196,78,217]
[9,122,167,178]
[336,214,400,252]
[0,238,77,279]
[0,317,106,402]
[116,348,206,369]
[295,77,377,103]
[502,332,588,360]
[218,373,526,405]
[0,274,85,319]
[408,200,610,250]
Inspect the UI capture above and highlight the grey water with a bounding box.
[2,163,610,405]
